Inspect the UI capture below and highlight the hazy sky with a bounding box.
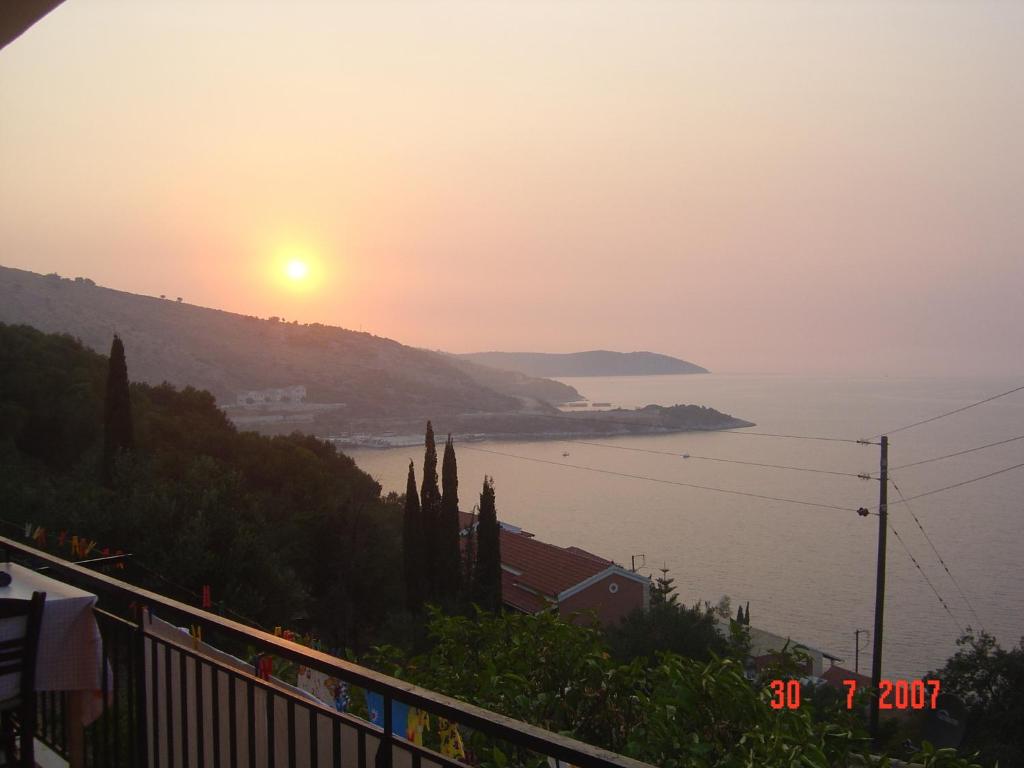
[2,1,1022,375]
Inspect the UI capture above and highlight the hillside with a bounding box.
[459,350,709,377]
[0,266,747,439]
[0,266,579,423]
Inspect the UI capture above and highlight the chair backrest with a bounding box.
[0,591,46,696]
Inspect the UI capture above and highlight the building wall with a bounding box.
[557,573,646,627]
[237,385,307,405]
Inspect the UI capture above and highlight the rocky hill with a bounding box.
[0,265,748,439]
[0,266,579,423]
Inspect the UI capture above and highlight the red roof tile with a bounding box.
[822,665,871,691]
[459,509,629,612]
[500,529,612,599]
[502,581,551,614]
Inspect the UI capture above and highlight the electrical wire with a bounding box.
[559,439,867,478]
[718,430,870,444]
[130,559,268,630]
[890,477,986,632]
[459,444,867,515]
[875,383,1024,438]
[880,461,1024,508]
[887,520,965,635]
[886,434,1024,472]
[0,516,266,630]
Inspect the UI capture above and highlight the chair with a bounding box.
[0,592,46,768]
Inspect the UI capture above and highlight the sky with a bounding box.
[1,1,1022,376]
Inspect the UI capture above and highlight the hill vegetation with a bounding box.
[0,265,579,423]
[1,322,995,767]
[0,266,753,440]
[0,322,401,646]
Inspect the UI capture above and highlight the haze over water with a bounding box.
[350,374,1024,680]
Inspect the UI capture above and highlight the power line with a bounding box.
[560,439,867,478]
[876,383,1024,438]
[718,430,870,444]
[887,520,964,635]
[887,434,1024,472]
[890,478,986,632]
[0,516,267,630]
[130,559,268,630]
[880,461,1024,508]
[459,444,867,515]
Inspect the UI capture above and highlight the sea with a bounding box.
[346,374,1024,680]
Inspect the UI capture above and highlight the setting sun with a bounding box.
[268,243,325,295]
[285,259,309,281]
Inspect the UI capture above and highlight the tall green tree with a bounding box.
[932,630,1024,767]
[438,434,461,599]
[651,566,679,607]
[402,461,424,612]
[473,476,502,612]
[420,421,441,600]
[101,334,133,485]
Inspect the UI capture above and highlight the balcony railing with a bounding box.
[1,536,653,768]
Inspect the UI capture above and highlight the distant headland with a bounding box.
[457,350,709,377]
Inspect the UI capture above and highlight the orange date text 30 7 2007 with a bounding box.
[769,679,941,710]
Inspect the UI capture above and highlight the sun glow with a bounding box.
[285,259,309,281]
[269,244,323,294]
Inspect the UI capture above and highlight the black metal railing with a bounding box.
[2,536,652,768]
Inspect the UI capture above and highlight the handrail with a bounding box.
[1,535,653,768]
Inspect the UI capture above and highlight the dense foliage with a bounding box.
[930,630,1024,767]
[368,608,865,768]
[0,323,403,648]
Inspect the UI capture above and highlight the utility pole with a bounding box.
[869,435,888,742]
[854,629,868,676]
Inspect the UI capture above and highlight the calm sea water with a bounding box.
[347,374,1024,679]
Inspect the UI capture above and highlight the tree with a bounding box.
[420,421,441,600]
[437,434,461,600]
[931,630,1024,767]
[610,567,727,663]
[473,476,502,612]
[101,334,133,485]
[651,566,679,607]
[402,461,424,612]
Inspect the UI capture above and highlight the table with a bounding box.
[0,563,105,766]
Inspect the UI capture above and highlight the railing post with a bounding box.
[375,693,392,768]
[135,604,150,768]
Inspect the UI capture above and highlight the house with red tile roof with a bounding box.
[459,512,650,626]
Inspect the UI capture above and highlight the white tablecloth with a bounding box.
[0,563,105,724]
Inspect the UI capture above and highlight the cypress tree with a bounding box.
[402,461,424,612]
[744,601,751,626]
[420,421,442,601]
[473,476,502,612]
[101,334,134,485]
[463,506,477,595]
[438,434,462,599]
